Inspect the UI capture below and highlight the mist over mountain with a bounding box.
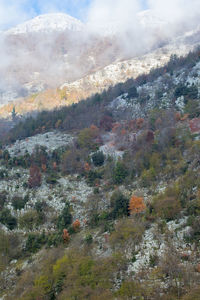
[0,8,199,118]
[0,1,199,115]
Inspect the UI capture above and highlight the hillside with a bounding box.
[0,48,200,299]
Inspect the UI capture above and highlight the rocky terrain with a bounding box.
[0,47,200,299]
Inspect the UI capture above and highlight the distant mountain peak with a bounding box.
[6,13,84,35]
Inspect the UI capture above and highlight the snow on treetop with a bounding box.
[6,13,84,35]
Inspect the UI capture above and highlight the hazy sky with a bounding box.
[0,0,147,29]
[0,0,199,30]
[0,0,91,29]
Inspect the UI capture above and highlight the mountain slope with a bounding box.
[1,47,200,300]
[1,24,199,118]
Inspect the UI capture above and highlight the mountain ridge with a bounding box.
[5,13,84,35]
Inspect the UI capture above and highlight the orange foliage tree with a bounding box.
[62,229,70,243]
[129,195,146,214]
[90,124,99,137]
[112,122,121,133]
[121,129,127,136]
[41,164,47,172]
[84,162,91,172]
[136,118,144,129]
[72,219,81,232]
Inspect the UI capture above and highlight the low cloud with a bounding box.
[86,0,142,33]
[0,0,34,30]
[0,0,200,106]
[85,0,200,56]
[147,0,200,23]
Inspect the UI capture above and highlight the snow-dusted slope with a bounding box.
[6,13,84,34]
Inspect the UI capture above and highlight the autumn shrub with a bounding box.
[62,229,70,243]
[152,187,182,221]
[141,167,156,187]
[19,210,42,230]
[116,281,147,299]
[109,218,145,250]
[55,253,123,299]
[181,286,200,300]
[129,195,146,214]
[19,250,123,300]
[34,274,52,297]
[100,114,113,131]
[28,165,42,188]
[61,148,85,175]
[77,127,98,150]
[178,171,200,207]
[149,152,162,173]
[72,220,81,232]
